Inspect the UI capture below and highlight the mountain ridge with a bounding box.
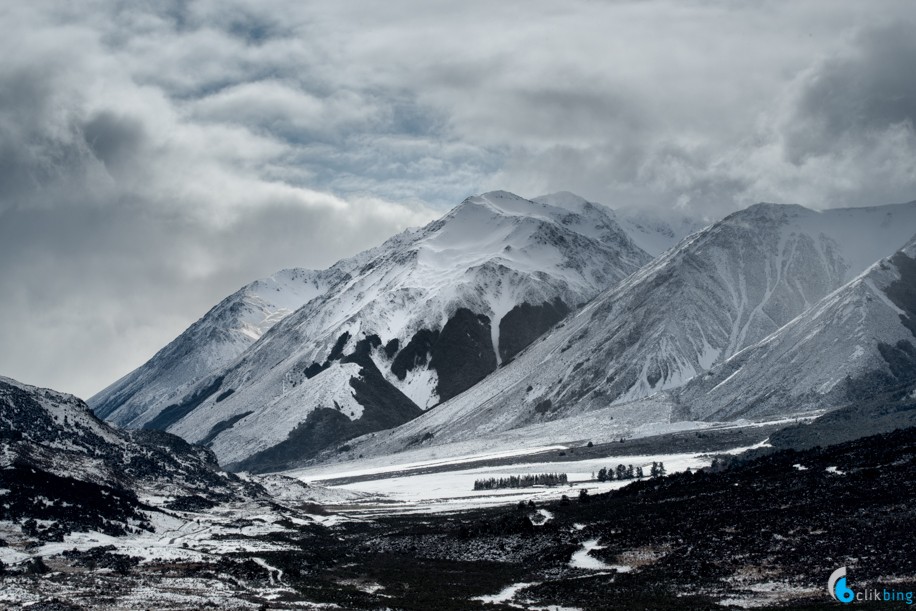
[327,200,916,463]
[673,231,916,421]
[92,266,352,428]
[97,191,657,471]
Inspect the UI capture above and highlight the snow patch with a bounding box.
[570,539,613,570]
[390,365,439,410]
[474,581,538,604]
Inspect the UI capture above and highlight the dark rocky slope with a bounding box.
[0,376,261,540]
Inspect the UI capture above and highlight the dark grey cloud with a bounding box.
[785,22,916,163]
[2,0,916,397]
[82,112,146,177]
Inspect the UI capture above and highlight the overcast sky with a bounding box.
[2,0,916,398]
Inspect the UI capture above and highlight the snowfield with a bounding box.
[292,447,715,516]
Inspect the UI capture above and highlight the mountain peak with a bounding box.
[478,189,526,200]
[463,190,552,217]
[448,191,600,229]
[532,191,592,213]
[101,188,653,471]
[728,202,813,222]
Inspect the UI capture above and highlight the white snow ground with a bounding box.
[284,412,812,516]
[291,447,714,516]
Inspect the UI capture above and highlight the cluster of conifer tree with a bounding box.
[473,473,568,490]
[594,461,666,481]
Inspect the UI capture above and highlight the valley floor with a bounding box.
[2,425,915,610]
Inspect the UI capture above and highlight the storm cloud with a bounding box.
[1,0,915,397]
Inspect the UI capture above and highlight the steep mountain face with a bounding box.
[116,191,651,471]
[92,267,349,428]
[337,201,916,454]
[0,376,259,540]
[675,234,916,421]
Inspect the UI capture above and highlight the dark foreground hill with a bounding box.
[0,376,262,542]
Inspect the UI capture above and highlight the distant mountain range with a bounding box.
[87,191,916,472]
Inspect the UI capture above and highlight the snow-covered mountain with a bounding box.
[92,267,350,427]
[0,375,260,538]
[102,191,651,472]
[675,233,916,421]
[334,201,916,455]
[534,191,707,255]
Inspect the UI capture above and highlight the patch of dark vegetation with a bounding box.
[63,545,141,574]
[391,329,440,380]
[390,308,498,403]
[327,331,351,362]
[0,466,147,540]
[214,388,235,403]
[143,375,224,431]
[164,494,219,512]
[429,308,497,402]
[305,332,357,380]
[304,360,330,379]
[533,399,553,414]
[213,556,274,583]
[646,359,667,388]
[473,473,568,490]
[198,410,253,447]
[345,336,379,361]
[383,338,400,358]
[498,298,570,362]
